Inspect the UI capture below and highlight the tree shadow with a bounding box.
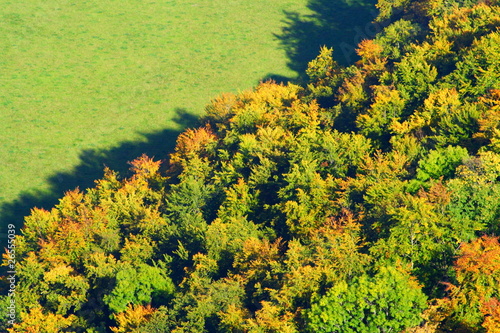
[1,0,382,230]
[260,74,294,85]
[0,108,199,231]
[277,0,379,79]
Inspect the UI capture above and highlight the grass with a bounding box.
[0,0,313,220]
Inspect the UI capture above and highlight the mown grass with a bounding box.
[1,0,313,214]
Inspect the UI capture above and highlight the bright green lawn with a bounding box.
[1,0,311,213]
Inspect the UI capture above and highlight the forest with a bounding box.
[2,0,500,331]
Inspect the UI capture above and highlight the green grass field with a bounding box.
[1,0,378,228]
[1,0,316,222]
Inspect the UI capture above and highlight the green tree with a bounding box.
[410,145,469,191]
[306,266,427,333]
[103,261,174,314]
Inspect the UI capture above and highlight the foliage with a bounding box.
[442,236,500,331]
[0,0,310,208]
[306,266,427,332]
[110,304,156,333]
[4,0,500,331]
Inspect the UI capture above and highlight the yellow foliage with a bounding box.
[358,85,405,136]
[234,238,282,278]
[244,81,300,110]
[19,207,60,248]
[390,114,429,135]
[43,264,73,283]
[416,37,453,64]
[9,306,75,333]
[361,150,410,180]
[283,99,321,131]
[475,90,500,151]
[52,220,90,262]
[405,299,450,333]
[338,68,368,109]
[56,188,86,220]
[429,3,500,41]
[120,235,155,263]
[306,46,338,85]
[246,301,296,333]
[424,88,461,118]
[84,251,118,278]
[391,88,461,137]
[205,92,241,122]
[218,304,249,331]
[256,126,288,150]
[110,304,156,333]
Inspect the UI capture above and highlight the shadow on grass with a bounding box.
[260,74,295,85]
[2,0,381,230]
[277,0,379,80]
[0,108,199,230]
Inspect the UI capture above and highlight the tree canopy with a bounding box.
[3,0,500,331]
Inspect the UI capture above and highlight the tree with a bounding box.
[442,236,500,331]
[306,266,427,333]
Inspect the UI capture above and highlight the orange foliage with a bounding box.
[481,297,500,333]
[172,125,217,161]
[129,154,162,178]
[418,181,451,214]
[357,39,383,61]
[110,304,156,333]
[356,39,387,71]
[444,236,500,329]
[456,236,500,277]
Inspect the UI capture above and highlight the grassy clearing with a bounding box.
[1,0,312,212]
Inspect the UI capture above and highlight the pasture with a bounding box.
[1,0,314,222]
[0,0,377,226]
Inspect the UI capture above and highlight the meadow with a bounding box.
[1,0,314,223]
[0,0,377,227]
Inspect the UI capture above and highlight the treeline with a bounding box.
[2,0,500,331]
